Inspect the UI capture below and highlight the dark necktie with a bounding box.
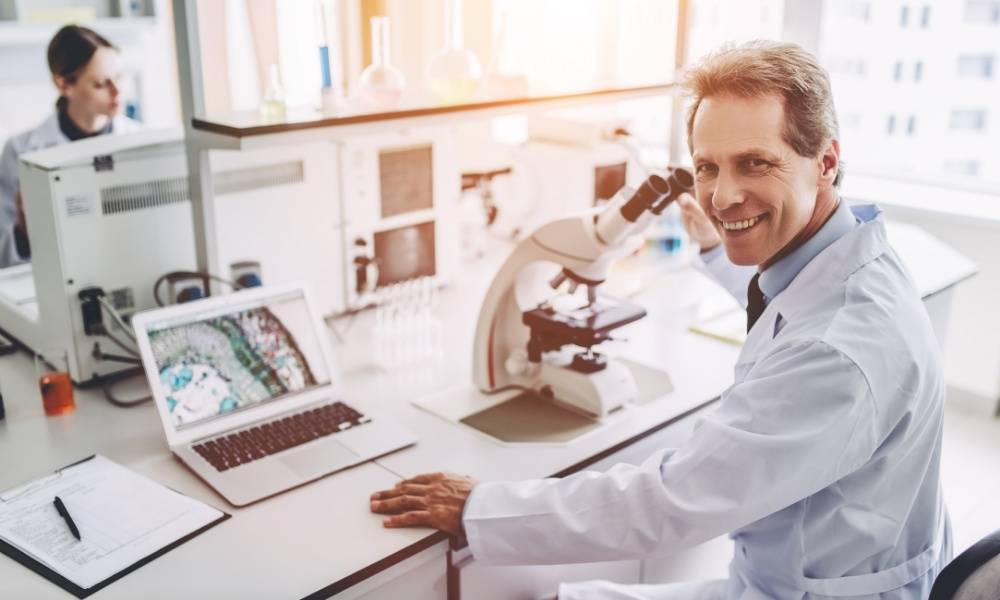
[746,273,765,333]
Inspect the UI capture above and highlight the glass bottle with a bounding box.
[358,16,406,110]
[35,349,74,416]
[315,0,346,113]
[260,63,287,121]
[426,0,482,103]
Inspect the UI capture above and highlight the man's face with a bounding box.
[691,94,823,266]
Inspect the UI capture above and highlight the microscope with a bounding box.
[471,167,695,418]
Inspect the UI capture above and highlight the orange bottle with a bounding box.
[40,371,75,415]
[37,351,75,417]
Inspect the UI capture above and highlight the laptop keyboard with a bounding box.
[192,402,371,472]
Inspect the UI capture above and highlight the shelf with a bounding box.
[0,16,157,46]
[190,83,677,150]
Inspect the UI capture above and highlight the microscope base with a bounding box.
[412,383,610,446]
[411,358,672,446]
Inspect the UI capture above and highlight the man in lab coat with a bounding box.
[370,41,952,599]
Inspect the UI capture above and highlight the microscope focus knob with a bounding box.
[505,349,540,377]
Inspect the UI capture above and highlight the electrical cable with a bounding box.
[95,352,141,365]
[153,271,244,307]
[97,296,136,342]
[102,373,152,408]
[94,325,140,358]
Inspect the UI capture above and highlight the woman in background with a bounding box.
[0,24,140,268]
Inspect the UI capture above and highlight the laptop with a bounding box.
[132,283,416,506]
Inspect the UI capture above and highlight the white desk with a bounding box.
[0,254,740,599]
[0,220,975,599]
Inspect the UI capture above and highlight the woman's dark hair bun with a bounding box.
[47,25,115,84]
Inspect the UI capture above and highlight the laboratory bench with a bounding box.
[0,220,976,599]
[0,254,741,599]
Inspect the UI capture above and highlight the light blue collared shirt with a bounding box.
[697,198,860,308]
[757,198,859,303]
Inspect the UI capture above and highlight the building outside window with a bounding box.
[943,160,982,176]
[964,0,1000,23]
[950,109,988,131]
[887,114,897,134]
[907,115,917,135]
[894,61,904,81]
[957,55,994,78]
[900,4,910,26]
[914,61,924,82]
[921,5,931,27]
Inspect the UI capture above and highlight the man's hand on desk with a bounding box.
[370,472,477,537]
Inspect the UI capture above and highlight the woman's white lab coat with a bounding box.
[0,111,140,267]
[462,205,952,599]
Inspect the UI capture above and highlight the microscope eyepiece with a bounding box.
[651,166,695,214]
[620,174,670,222]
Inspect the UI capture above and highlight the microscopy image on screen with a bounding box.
[374,221,436,286]
[147,296,328,429]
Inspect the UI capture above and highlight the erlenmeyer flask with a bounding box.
[426,0,482,103]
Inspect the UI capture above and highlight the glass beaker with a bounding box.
[426,0,482,103]
[35,348,74,416]
[358,16,406,109]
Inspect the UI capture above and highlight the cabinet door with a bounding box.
[456,556,640,600]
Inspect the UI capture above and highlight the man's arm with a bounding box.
[373,340,878,565]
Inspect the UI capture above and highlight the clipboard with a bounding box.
[0,455,230,599]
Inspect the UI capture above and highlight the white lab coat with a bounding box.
[463,205,952,599]
[0,111,141,268]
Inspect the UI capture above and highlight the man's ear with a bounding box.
[818,138,840,189]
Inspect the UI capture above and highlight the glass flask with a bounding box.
[426,0,482,103]
[260,63,287,121]
[358,16,406,109]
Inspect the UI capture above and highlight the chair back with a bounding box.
[930,530,1000,600]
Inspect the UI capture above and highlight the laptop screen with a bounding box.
[143,290,331,431]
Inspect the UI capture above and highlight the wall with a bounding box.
[880,203,1000,414]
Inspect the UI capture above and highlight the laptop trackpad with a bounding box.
[279,440,361,478]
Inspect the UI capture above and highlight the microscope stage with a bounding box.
[522,296,647,348]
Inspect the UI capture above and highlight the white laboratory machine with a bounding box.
[338,127,461,309]
[0,128,346,383]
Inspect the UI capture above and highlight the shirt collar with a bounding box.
[57,103,113,142]
[758,197,858,301]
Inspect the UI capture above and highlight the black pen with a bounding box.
[53,496,81,541]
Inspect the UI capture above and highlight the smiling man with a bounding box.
[371,41,952,599]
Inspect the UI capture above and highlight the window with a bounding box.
[811,0,1000,184]
[900,4,910,26]
[829,58,867,76]
[843,113,863,130]
[838,1,871,21]
[920,5,931,27]
[943,160,981,176]
[964,0,1000,23]
[949,109,988,131]
[957,55,994,78]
